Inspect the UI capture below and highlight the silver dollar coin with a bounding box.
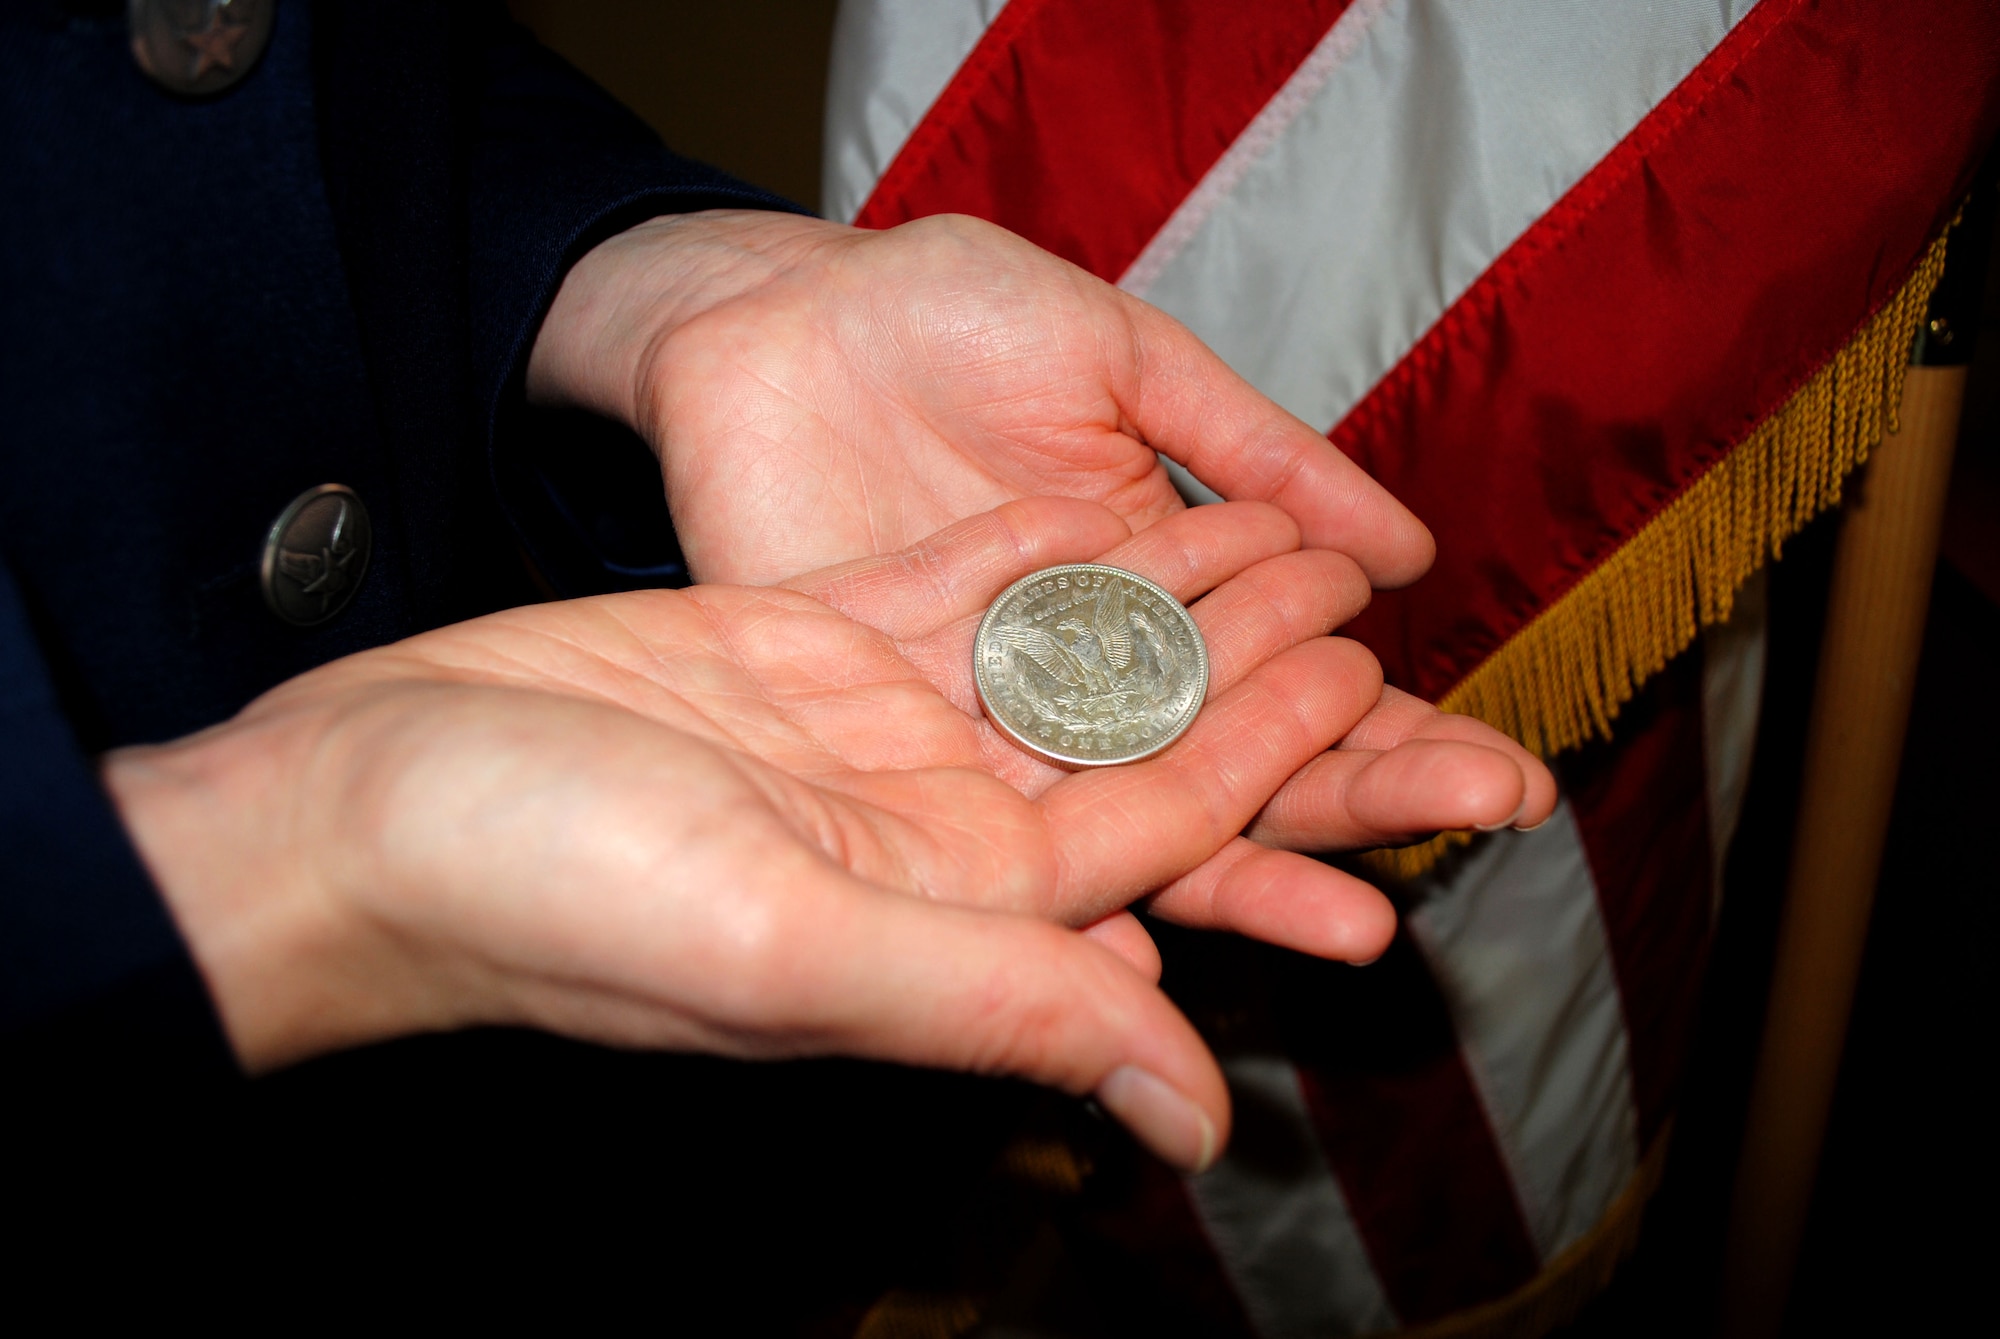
[974,564,1209,768]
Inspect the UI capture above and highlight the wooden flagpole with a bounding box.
[1719,182,1992,1339]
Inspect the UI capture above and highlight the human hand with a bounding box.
[523,210,1552,852]
[106,497,1474,1170]
[525,209,1434,589]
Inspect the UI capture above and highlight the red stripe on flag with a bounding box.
[1340,0,2000,701]
[853,0,1353,282]
[1278,933,1542,1321]
[1565,650,1715,1145]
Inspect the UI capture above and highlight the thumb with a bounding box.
[744,868,1228,1172]
[1119,295,1435,589]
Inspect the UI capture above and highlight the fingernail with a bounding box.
[1097,1066,1217,1174]
[1514,811,1552,832]
[1476,796,1533,833]
[1349,952,1383,967]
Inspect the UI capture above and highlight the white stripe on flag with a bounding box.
[1121,0,1397,299]
[1403,806,1640,1260]
[1189,1054,1400,1338]
[1124,0,1760,440]
[822,0,1010,223]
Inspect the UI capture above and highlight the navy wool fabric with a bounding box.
[0,0,793,1051]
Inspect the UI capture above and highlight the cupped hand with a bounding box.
[525,209,1434,589]
[108,497,1470,1170]
[523,209,1551,856]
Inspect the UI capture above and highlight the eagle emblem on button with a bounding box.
[130,0,276,98]
[261,484,371,627]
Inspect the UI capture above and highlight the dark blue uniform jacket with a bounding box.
[1,0,790,1068]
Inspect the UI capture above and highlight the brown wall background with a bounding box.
[507,1,842,213]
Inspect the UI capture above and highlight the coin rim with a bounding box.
[973,562,1210,769]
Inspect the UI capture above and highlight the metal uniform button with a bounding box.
[262,484,371,627]
[129,0,275,98]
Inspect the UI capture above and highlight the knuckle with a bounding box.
[699,888,807,1023]
[962,960,1113,1090]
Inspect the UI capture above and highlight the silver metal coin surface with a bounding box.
[130,0,275,98]
[974,564,1209,768]
[261,483,371,627]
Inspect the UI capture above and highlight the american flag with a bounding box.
[823,2,1998,1333]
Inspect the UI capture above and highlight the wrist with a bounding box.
[100,706,448,1071]
[525,208,850,432]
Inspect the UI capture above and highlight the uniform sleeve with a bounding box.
[464,16,809,596]
[0,558,239,1083]
[313,4,805,602]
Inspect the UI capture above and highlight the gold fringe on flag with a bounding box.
[1366,224,1953,885]
[853,1291,984,1339]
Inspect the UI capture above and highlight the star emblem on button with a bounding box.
[130,0,275,98]
[262,484,373,627]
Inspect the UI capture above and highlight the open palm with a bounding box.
[113,499,1525,1170]
[529,210,1434,589]
[525,211,1550,861]
[296,500,1400,959]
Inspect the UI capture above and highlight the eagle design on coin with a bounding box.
[975,564,1208,768]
